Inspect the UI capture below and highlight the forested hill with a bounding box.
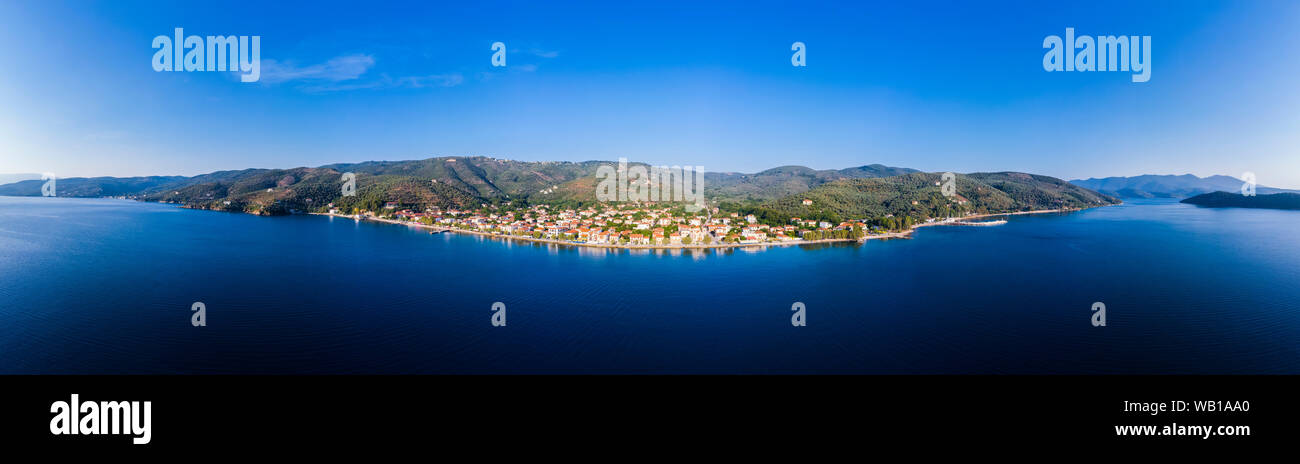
[1181,192,1300,210]
[0,157,916,214]
[738,172,1120,225]
[0,157,1116,222]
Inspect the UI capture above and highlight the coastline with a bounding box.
[311,207,1082,250]
[311,212,907,248]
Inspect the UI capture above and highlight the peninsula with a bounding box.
[1181,191,1300,211]
[0,156,1120,249]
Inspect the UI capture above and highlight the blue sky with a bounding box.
[2,0,1298,187]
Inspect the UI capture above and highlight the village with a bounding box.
[324,201,907,247]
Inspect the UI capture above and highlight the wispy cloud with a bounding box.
[260,54,376,84]
[261,53,464,93]
[395,73,464,88]
[514,47,559,59]
[299,72,465,93]
[280,45,554,90]
[530,49,559,59]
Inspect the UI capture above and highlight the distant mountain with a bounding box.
[0,175,187,197]
[1070,174,1296,198]
[0,173,41,185]
[1181,191,1300,210]
[0,157,602,214]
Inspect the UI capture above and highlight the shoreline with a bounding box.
[909,208,1076,230]
[311,207,1080,250]
[311,212,908,248]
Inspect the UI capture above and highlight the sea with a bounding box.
[1,196,1296,373]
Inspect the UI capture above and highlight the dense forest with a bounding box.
[733,172,1118,226]
[1181,191,1300,210]
[0,157,1118,221]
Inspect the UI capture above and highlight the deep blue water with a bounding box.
[1,196,1297,373]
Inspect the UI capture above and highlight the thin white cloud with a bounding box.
[512,47,559,59]
[260,54,376,84]
[299,72,464,93]
[396,73,464,88]
[298,80,385,93]
[261,53,464,92]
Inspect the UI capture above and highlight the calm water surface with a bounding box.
[1,196,1297,373]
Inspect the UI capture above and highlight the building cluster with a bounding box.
[329,203,877,245]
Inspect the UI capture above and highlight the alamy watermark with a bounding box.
[491,42,506,67]
[1240,172,1256,197]
[1092,302,1106,327]
[941,172,956,197]
[791,302,806,327]
[595,158,706,212]
[41,172,56,197]
[341,172,357,197]
[50,394,151,445]
[152,28,260,82]
[491,302,506,327]
[191,301,206,327]
[1043,28,1150,82]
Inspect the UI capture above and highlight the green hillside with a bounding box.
[737,172,1119,226]
[1181,191,1300,210]
[0,158,1116,221]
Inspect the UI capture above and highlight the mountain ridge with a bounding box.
[1070,174,1297,198]
[0,156,1115,222]
[741,171,1119,225]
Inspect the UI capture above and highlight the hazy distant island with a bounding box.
[1070,174,1298,199]
[1181,191,1300,211]
[0,156,1120,248]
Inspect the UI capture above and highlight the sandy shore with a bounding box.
[311,207,1076,250]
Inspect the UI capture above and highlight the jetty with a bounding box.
[931,219,1008,227]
